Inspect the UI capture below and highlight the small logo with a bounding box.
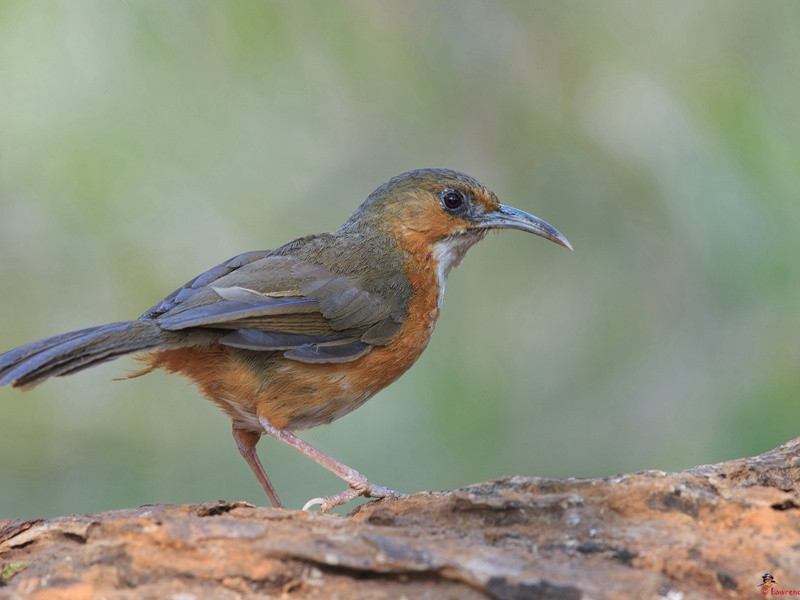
[759,574,777,590]
[757,573,800,596]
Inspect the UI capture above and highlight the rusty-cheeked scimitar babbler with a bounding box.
[0,168,571,511]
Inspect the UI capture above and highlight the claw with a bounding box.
[302,483,404,512]
[302,497,327,512]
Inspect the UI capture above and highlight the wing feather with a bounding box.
[218,329,348,351]
[158,297,320,331]
[284,341,371,364]
[144,247,406,363]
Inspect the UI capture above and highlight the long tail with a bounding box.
[0,320,165,389]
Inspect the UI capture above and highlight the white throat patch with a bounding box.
[432,230,487,309]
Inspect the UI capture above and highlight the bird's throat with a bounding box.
[431,230,487,309]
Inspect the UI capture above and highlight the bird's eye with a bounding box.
[441,190,464,211]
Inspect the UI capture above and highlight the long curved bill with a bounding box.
[476,204,572,251]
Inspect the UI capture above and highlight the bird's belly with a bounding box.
[259,332,433,430]
[270,382,375,431]
[206,376,376,432]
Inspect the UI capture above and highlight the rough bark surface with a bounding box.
[1,438,799,599]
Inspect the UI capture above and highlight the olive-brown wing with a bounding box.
[151,254,402,363]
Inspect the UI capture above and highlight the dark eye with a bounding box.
[441,190,464,211]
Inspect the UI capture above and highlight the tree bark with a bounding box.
[1,437,799,599]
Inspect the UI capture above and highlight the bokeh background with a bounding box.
[1,1,799,519]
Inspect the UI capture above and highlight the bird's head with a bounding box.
[340,168,571,280]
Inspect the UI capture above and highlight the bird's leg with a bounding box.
[232,426,284,508]
[258,416,403,512]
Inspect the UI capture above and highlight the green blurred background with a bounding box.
[1,1,799,519]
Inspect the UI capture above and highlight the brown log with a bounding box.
[1,437,799,599]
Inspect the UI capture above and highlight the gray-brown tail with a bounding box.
[0,320,165,389]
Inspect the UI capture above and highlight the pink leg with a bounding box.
[232,426,284,508]
[258,416,403,512]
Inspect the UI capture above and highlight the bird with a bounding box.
[0,168,571,512]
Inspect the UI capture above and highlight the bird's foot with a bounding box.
[255,418,405,512]
[303,480,404,512]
